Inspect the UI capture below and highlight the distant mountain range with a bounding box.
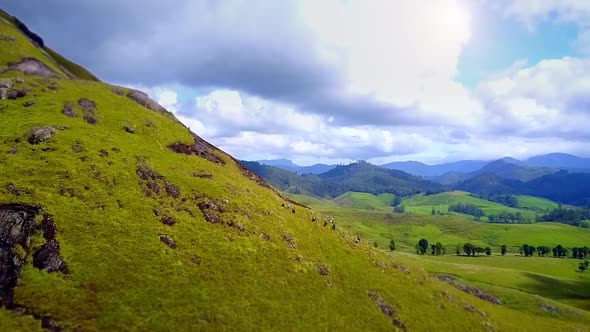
[255,153,590,181]
[242,160,443,198]
[255,159,336,174]
[244,155,590,205]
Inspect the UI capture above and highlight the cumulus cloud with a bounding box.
[5,1,590,163]
[477,57,590,139]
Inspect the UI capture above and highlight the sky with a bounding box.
[4,0,590,165]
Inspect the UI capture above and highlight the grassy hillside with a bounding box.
[516,195,559,211]
[403,191,536,220]
[333,192,394,211]
[296,197,590,314]
[3,12,587,331]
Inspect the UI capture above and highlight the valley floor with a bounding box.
[288,192,590,322]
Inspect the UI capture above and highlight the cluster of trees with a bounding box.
[448,203,484,220]
[520,244,551,256]
[472,194,518,208]
[517,243,590,259]
[460,243,491,256]
[572,247,590,259]
[537,207,590,227]
[415,239,445,256]
[487,212,532,224]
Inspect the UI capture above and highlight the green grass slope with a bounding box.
[516,195,559,211]
[403,191,536,220]
[1,12,589,331]
[333,192,394,211]
[299,198,590,315]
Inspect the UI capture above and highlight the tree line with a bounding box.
[458,243,492,256]
[536,207,590,227]
[448,203,484,220]
[487,212,533,224]
[413,238,446,256]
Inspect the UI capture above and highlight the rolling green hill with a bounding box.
[516,195,559,211]
[3,11,586,331]
[333,192,395,211]
[402,191,537,221]
[295,196,590,315]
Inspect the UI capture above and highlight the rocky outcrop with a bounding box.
[368,291,406,330]
[78,98,98,124]
[127,90,169,114]
[168,134,226,165]
[3,58,59,78]
[436,275,502,305]
[27,126,56,144]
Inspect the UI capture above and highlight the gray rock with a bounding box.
[124,126,135,134]
[6,58,60,78]
[32,239,67,273]
[27,126,56,144]
[7,146,17,154]
[14,78,24,84]
[260,233,271,241]
[159,235,177,249]
[127,89,169,114]
[63,102,75,117]
[0,80,13,89]
[6,88,29,99]
[0,88,7,100]
[22,100,36,107]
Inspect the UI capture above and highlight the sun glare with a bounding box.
[439,2,471,43]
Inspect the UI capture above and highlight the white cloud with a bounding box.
[504,0,590,29]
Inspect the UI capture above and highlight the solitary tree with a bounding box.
[456,243,462,256]
[393,196,402,207]
[430,244,436,255]
[389,239,396,251]
[431,208,436,215]
[435,242,445,256]
[417,239,429,255]
[579,260,589,272]
[485,247,492,256]
[501,245,507,256]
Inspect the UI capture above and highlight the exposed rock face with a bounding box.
[159,235,177,249]
[161,216,176,226]
[197,201,221,224]
[33,239,67,273]
[367,291,406,330]
[63,102,75,117]
[136,158,181,199]
[78,98,98,124]
[168,140,225,165]
[436,275,502,305]
[22,100,36,107]
[4,58,60,78]
[27,126,56,144]
[127,90,169,114]
[0,81,13,89]
[281,234,297,249]
[0,204,41,307]
[6,88,29,100]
